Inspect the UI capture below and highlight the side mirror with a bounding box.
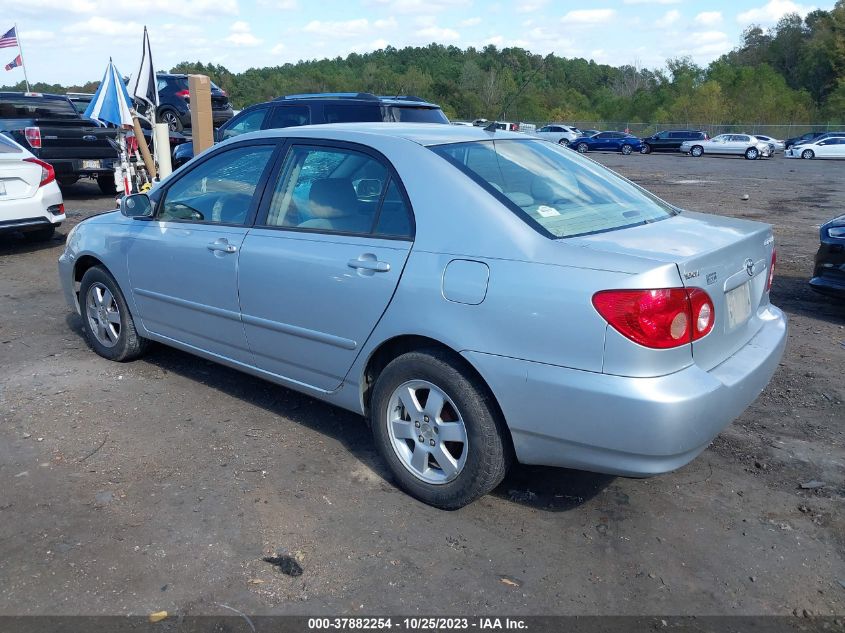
[120,193,153,219]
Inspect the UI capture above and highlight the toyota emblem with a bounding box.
[745,258,755,277]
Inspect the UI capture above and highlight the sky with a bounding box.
[2,0,836,86]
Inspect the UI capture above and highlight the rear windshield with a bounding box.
[324,104,382,123]
[0,95,79,119]
[431,139,676,239]
[392,106,449,124]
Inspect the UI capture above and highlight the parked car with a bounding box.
[580,129,600,137]
[640,130,708,154]
[493,121,520,131]
[572,131,643,155]
[58,123,786,508]
[752,134,785,152]
[0,133,64,241]
[680,134,772,160]
[784,131,825,150]
[809,214,845,298]
[152,73,234,133]
[535,124,581,146]
[785,136,845,160]
[172,93,449,168]
[0,91,118,193]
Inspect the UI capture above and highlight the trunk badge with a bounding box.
[745,258,755,277]
[82,135,97,141]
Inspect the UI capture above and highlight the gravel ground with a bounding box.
[0,153,843,618]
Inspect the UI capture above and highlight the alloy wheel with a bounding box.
[85,282,121,348]
[386,379,468,485]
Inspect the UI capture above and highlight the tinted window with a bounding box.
[221,108,267,140]
[668,132,685,139]
[323,104,382,124]
[0,96,79,119]
[374,179,413,238]
[392,106,448,123]
[159,145,275,225]
[539,126,551,132]
[432,139,675,239]
[267,105,310,128]
[265,145,388,235]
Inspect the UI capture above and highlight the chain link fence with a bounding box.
[522,121,845,139]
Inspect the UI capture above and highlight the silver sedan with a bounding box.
[680,134,773,159]
[58,124,787,508]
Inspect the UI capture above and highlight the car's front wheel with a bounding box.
[745,147,760,160]
[79,266,148,362]
[370,349,511,509]
[640,143,652,154]
[576,142,589,153]
[802,149,815,159]
[690,145,704,157]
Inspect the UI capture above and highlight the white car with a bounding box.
[535,123,581,146]
[785,136,845,160]
[679,134,772,160]
[0,134,64,241]
[753,135,785,152]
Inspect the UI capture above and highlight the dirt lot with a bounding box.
[0,153,843,618]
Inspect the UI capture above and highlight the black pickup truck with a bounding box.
[0,92,118,194]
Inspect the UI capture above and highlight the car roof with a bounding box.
[235,122,523,147]
[0,91,71,100]
[273,92,440,108]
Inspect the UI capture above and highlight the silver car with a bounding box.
[535,124,580,146]
[680,134,772,159]
[58,124,787,509]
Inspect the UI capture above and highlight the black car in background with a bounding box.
[810,214,845,299]
[172,92,449,167]
[640,130,708,154]
[153,73,234,132]
[785,131,826,150]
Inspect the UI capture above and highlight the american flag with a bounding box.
[0,27,18,49]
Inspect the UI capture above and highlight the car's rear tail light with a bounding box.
[175,89,190,99]
[766,249,776,292]
[48,203,65,216]
[23,157,55,187]
[592,288,715,349]
[24,126,42,149]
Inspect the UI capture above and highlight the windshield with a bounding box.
[392,106,449,124]
[0,96,79,119]
[431,139,676,239]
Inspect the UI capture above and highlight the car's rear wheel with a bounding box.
[690,145,704,157]
[558,138,570,146]
[23,226,55,242]
[802,149,815,159]
[640,143,652,154]
[576,142,589,153]
[160,109,184,133]
[79,266,148,362]
[745,147,760,160]
[370,349,511,509]
[97,173,117,195]
[621,144,633,155]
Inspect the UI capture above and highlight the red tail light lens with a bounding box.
[175,89,190,99]
[24,126,42,149]
[766,249,776,292]
[592,288,715,349]
[23,157,55,187]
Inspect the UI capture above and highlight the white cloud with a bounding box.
[416,25,460,42]
[303,18,372,38]
[270,42,286,55]
[695,11,723,26]
[230,20,250,33]
[623,0,680,4]
[561,9,616,24]
[225,21,262,47]
[374,17,398,29]
[20,29,56,42]
[364,0,469,14]
[656,10,681,27]
[737,0,814,25]
[258,0,297,8]
[63,16,141,35]
[516,0,549,12]
[460,17,482,26]
[678,30,733,57]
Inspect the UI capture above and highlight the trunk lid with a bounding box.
[0,154,40,200]
[569,211,775,370]
[34,118,118,161]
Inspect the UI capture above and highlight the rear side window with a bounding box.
[267,105,310,129]
[0,134,22,153]
[432,139,675,239]
[221,108,267,140]
[323,104,382,124]
[392,106,449,123]
[0,96,79,119]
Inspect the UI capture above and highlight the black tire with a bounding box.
[79,266,148,362]
[640,143,652,154]
[160,108,184,133]
[370,349,512,509]
[802,149,814,160]
[576,142,589,153]
[558,138,570,146]
[621,144,633,155]
[57,176,78,188]
[745,147,759,160]
[23,226,55,242]
[97,173,117,195]
[690,145,704,157]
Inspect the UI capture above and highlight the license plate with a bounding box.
[82,159,101,170]
[726,282,752,329]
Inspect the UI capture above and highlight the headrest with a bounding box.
[309,179,357,219]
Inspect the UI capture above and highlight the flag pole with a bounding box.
[15,23,31,92]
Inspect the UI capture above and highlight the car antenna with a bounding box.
[497,53,551,121]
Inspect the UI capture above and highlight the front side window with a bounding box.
[432,139,676,239]
[159,145,275,225]
[267,105,310,129]
[221,108,267,140]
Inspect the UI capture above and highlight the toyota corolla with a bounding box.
[58,124,787,509]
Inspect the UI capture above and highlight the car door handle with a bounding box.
[207,239,237,254]
[348,255,390,273]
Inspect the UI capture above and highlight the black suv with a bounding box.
[154,73,234,132]
[172,92,449,167]
[640,130,708,154]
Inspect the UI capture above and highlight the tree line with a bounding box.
[5,0,844,125]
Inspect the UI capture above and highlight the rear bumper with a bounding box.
[464,304,787,476]
[46,158,115,177]
[0,184,64,233]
